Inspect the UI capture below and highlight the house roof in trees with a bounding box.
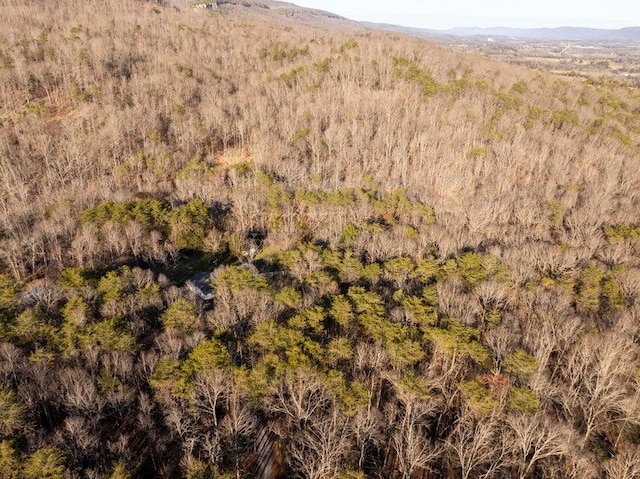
[186,271,215,300]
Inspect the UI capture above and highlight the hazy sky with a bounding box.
[290,0,640,29]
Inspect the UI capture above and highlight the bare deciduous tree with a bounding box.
[446,413,506,479]
[192,368,230,427]
[604,446,640,479]
[562,332,635,447]
[266,370,332,425]
[288,414,351,479]
[390,392,442,479]
[507,414,569,479]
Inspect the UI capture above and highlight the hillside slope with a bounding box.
[1,0,640,478]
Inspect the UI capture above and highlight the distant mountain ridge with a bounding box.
[362,22,640,42]
[443,26,640,41]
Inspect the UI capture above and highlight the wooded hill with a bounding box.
[1,0,640,478]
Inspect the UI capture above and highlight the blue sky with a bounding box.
[290,0,640,29]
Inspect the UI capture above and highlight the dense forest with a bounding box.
[1,0,640,477]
